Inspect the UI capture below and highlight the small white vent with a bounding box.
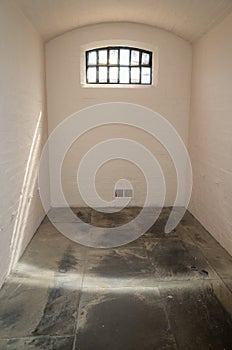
[115,189,123,197]
[124,189,133,197]
[115,189,133,198]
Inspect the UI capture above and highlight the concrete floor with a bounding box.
[0,207,232,350]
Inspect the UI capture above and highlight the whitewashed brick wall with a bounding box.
[0,1,50,287]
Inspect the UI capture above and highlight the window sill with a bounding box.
[81,83,155,89]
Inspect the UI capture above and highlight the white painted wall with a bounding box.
[0,1,49,287]
[188,12,232,255]
[46,23,192,208]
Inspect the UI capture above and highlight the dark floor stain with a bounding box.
[29,336,74,349]
[32,287,78,336]
[76,292,178,350]
[91,207,141,228]
[0,306,22,329]
[0,336,74,350]
[162,283,232,350]
[73,207,92,223]
[87,248,151,278]
[149,239,195,276]
[58,246,78,273]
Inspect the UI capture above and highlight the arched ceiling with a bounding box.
[15,0,232,42]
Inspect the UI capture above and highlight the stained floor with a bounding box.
[0,207,232,350]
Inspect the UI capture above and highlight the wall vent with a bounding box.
[115,189,133,198]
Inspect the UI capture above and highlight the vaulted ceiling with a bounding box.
[15,0,232,42]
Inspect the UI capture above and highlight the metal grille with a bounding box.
[86,46,152,85]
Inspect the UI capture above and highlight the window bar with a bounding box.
[107,48,109,84]
[117,49,120,84]
[86,51,88,83]
[96,50,99,83]
[150,53,152,84]
[129,49,132,84]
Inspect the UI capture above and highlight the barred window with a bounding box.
[86,47,152,85]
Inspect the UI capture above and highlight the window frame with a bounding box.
[80,40,158,88]
[85,46,153,85]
